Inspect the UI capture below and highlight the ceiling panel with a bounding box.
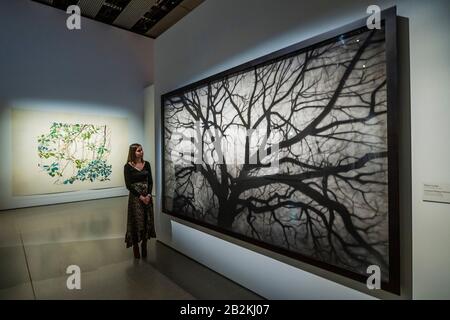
[32,0,205,38]
[114,0,155,29]
[77,0,104,18]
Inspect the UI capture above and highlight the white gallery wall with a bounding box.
[0,0,154,210]
[154,0,450,299]
[144,85,156,196]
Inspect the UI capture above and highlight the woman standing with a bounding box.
[124,143,156,259]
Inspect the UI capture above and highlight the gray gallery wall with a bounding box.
[144,85,156,196]
[0,0,154,210]
[154,0,450,299]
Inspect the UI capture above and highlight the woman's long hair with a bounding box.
[127,143,143,164]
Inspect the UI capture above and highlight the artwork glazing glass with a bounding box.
[162,12,399,292]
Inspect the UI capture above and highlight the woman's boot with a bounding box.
[133,244,140,259]
[141,240,147,258]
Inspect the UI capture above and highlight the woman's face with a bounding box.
[135,146,144,159]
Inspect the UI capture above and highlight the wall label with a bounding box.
[423,183,450,204]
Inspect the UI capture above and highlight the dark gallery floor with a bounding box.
[0,197,261,300]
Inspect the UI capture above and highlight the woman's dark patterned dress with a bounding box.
[124,161,156,248]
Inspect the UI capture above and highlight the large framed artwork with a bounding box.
[162,7,399,294]
[12,109,128,195]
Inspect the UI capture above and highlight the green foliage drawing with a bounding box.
[37,122,112,185]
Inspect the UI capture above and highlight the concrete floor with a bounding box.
[0,197,262,300]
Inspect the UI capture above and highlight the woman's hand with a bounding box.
[139,195,148,204]
[146,194,152,205]
[139,194,152,205]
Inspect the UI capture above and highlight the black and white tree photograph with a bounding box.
[163,25,396,284]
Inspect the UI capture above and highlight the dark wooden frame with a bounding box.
[161,7,400,295]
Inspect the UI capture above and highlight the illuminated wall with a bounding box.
[0,0,154,209]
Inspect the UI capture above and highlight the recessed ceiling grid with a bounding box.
[32,0,204,38]
[113,0,155,29]
[77,0,105,18]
